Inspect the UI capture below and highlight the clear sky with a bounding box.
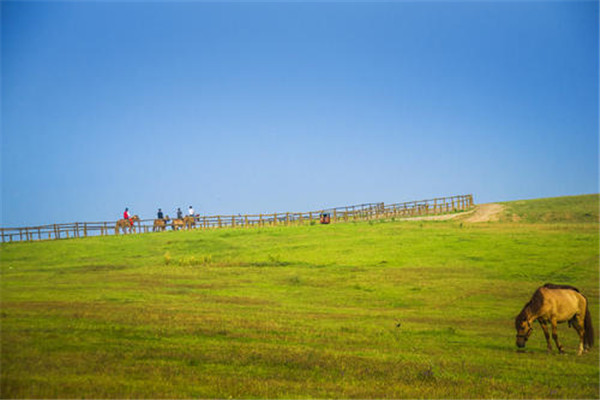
[2,1,598,227]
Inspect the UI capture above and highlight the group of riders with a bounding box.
[155,206,195,223]
[119,206,197,233]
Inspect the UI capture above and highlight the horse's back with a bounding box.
[543,283,580,292]
[538,286,586,321]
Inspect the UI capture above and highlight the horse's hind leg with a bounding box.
[551,319,565,354]
[539,320,553,352]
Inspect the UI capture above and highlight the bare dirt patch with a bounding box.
[400,212,473,221]
[399,203,504,223]
[463,203,505,223]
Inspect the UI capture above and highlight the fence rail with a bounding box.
[0,194,474,243]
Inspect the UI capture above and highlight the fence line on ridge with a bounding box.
[0,194,474,243]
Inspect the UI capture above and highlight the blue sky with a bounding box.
[2,1,598,227]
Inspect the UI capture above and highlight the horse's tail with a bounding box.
[584,301,594,349]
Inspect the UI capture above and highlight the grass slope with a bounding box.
[1,195,598,399]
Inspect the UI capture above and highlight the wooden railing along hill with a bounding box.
[0,194,474,243]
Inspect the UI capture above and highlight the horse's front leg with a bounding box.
[551,318,565,354]
[538,320,553,352]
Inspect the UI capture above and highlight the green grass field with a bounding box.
[1,194,598,399]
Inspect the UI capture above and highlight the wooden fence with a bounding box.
[0,194,474,243]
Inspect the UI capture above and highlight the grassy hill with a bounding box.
[501,193,599,223]
[1,194,598,398]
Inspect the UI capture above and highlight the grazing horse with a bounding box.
[171,218,185,231]
[153,216,170,232]
[183,215,196,230]
[115,215,140,235]
[515,283,594,355]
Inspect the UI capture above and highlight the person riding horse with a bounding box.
[124,208,133,227]
[116,214,139,234]
[153,211,170,232]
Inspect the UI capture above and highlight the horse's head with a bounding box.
[131,215,140,222]
[515,311,533,348]
[164,215,170,221]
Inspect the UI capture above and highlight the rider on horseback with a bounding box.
[124,208,133,226]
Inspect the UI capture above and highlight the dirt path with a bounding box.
[399,203,504,223]
[463,203,505,222]
[400,211,474,221]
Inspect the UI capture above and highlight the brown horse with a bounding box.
[115,215,140,235]
[515,283,594,355]
[171,218,185,231]
[153,216,170,232]
[183,215,196,230]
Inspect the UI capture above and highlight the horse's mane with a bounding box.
[515,287,546,328]
[543,283,580,293]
